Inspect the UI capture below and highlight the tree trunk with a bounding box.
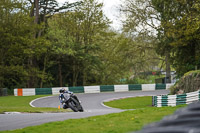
[165,51,171,83]
[72,60,78,87]
[83,72,86,86]
[27,59,34,88]
[40,55,47,88]
[58,62,63,87]
[34,0,39,24]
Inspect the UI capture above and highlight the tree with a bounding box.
[121,0,200,81]
[74,0,110,85]
[120,0,165,81]
[46,0,110,86]
[25,0,82,88]
[0,0,38,88]
[152,0,200,77]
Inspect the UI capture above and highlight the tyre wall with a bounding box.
[153,90,200,107]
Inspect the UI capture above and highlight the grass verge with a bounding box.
[104,96,152,109]
[0,96,187,133]
[1,106,185,133]
[0,95,69,113]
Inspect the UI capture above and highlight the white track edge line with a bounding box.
[29,96,55,107]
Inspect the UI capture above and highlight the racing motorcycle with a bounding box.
[60,92,84,112]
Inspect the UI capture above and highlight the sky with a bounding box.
[56,0,122,30]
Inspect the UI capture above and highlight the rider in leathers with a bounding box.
[59,88,79,109]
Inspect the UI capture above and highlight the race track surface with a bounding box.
[0,90,169,131]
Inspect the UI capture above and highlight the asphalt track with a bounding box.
[0,90,169,131]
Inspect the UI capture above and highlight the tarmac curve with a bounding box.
[0,90,169,131]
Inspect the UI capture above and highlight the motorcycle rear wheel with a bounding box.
[68,101,79,112]
[78,104,84,112]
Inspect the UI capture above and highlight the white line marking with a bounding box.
[29,96,55,107]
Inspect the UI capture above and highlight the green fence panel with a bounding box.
[35,88,52,95]
[100,85,114,92]
[128,84,142,91]
[69,86,84,93]
[156,84,166,90]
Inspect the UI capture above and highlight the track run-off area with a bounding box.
[0,90,168,131]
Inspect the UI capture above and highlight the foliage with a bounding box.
[121,0,200,79]
[0,0,35,89]
[151,0,200,77]
[0,0,110,89]
[170,70,200,94]
[0,0,176,90]
[120,0,170,82]
[126,75,165,84]
[46,0,110,87]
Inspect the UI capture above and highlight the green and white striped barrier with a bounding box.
[14,83,173,96]
[153,90,200,107]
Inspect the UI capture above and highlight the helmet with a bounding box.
[59,88,65,93]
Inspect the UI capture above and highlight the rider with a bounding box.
[59,88,79,109]
[59,88,72,109]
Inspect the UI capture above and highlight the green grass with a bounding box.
[0,95,69,113]
[1,106,185,133]
[104,96,152,109]
[0,96,187,133]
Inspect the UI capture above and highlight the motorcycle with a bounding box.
[60,92,84,112]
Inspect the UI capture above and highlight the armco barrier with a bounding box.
[14,83,173,96]
[153,90,200,107]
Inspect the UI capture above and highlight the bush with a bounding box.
[170,70,200,94]
[126,75,165,84]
